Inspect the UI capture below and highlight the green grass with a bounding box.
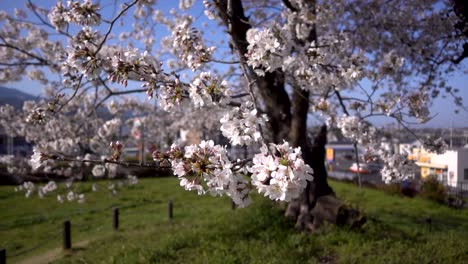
[1,178,468,263]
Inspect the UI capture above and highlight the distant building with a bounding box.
[415,148,468,188]
[325,141,361,163]
[0,128,32,157]
[325,142,365,174]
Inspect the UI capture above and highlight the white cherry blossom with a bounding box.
[249,142,313,202]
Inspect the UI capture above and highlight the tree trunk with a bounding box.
[285,125,335,231]
[214,0,364,231]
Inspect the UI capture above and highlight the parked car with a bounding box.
[349,162,383,174]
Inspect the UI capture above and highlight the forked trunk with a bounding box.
[214,0,364,231]
[286,126,365,231]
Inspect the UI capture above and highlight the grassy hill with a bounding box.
[1,178,468,263]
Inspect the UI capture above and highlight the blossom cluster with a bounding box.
[171,19,215,70]
[58,191,85,203]
[38,181,58,198]
[179,0,195,10]
[98,118,122,139]
[379,50,405,75]
[25,107,51,125]
[153,141,251,207]
[14,180,85,203]
[380,153,416,184]
[421,135,448,154]
[15,181,36,198]
[335,116,377,145]
[159,77,187,111]
[404,92,430,122]
[30,146,49,170]
[202,0,216,20]
[189,72,230,107]
[64,29,102,80]
[249,142,313,202]
[246,27,287,76]
[48,0,101,30]
[220,101,267,146]
[108,48,164,92]
[92,164,106,178]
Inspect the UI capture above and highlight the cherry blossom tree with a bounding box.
[0,0,466,230]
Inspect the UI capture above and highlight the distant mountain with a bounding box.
[0,86,38,109]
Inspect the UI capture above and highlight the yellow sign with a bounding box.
[326,148,334,161]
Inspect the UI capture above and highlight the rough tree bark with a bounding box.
[214,0,364,231]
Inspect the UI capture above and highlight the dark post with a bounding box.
[168,200,173,220]
[113,207,119,231]
[231,200,236,210]
[0,248,5,264]
[425,217,432,232]
[63,220,71,250]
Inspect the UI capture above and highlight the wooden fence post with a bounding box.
[425,217,432,233]
[0,248,5,264]
[168,200,173,220]
[63,220,71,250]
[113,208,119,231]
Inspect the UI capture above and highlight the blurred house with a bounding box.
[414,147,468,189]
[326,141,363,160]
[0,128,32,157]
[325,141,364,172]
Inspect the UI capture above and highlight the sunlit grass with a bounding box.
[1,178,468,263]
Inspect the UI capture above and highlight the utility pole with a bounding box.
[450,119,453,149]
[139,122,145,165]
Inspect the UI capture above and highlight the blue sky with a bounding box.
[1,0,467,128]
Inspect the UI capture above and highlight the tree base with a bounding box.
[286,194,366,232]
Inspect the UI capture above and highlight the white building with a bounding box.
[415,148,468,188]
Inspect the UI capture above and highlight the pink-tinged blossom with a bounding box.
[179,0,195,10]
[202,1,216,20]
[30,147,47,170]
[48,1,68,30]
[249,142,313,202]
[381,153,416,184]
[67,191,75,201]
[171,160,187,177]
[98,118,122,139]
[159,78,187,111]
[246,27,286,76]
[154,140,251,207]
[170,18,215,70]
[220,101,267,146]
[77,193,86,203]
[189,72,230,108]
[48,0,101,30]
[335,116,377,145]
[92,165,106,178]
[42,181,57,194]
[21,181,35,198]
[421,135,448,154]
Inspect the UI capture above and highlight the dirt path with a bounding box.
[17,240,91,264]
